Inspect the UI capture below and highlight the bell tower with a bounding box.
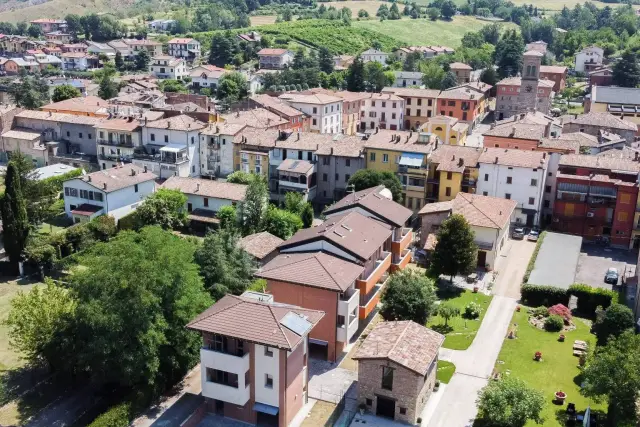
[517,50,543,113]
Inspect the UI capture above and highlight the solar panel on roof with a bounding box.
[290,161,300,170]
[280,312,312,336]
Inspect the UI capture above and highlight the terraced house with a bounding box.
[426,144,482,203]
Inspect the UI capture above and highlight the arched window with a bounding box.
[435,126,443,131]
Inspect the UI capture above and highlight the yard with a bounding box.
[353,16,518,47]
[427,286,493,350]
[436,360,455,384]
[494,307,605,427]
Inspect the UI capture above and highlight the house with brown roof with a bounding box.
[41,95,109,117]
[308,88,369,135]
[187,292,324,426]
[278,93,343,134]
[540,65,568,92]
[382,87,440,130]
[257,48,293,69]
[476,147,548,226]
[63,164,157,223]
[162,176,247,229]
[324,185,413,273]
[483,111,559,150]
[449,62,472,85]
[353,321,444,423]
[561,112,638,144]
[95,117,143,169]
[260,211,394,361]
[237,231,283,265]
[427,144,483,203]
[167,38,200,62]
[249,94,309,132]
[419,192,517,268]
[222,108,290,130]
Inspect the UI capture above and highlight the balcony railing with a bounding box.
[359,283,384,320]
[392,228,412,257]
[97,139,135,148]
[391,248,412,272]
[356,251,391,297]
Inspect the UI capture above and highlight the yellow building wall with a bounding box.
[438,171,463,201]
[364,148,401,173]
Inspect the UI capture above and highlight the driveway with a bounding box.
[423,238,531,427]
[575,243,638,290]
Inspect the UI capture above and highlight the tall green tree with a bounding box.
[1,162,29,270]
[135,48,150,71]
[430,214,477,282]
[114,51,124,70]
[209,33,236,67]
[582,331,640,426]
[237,176,269,235]
[27,24,42,38]
[494,29,525,78]
[441,71,458,89]
[135,188,187,230]
[346,55,366,92]
[421,61,445,89]
[365,61,393,91]
[347,169,403,202]
[440,0,457,19]
[52,84,81,103]
[613,50,640,88]
[477,377,545,427]
[9,74,50,109]
[301,203,314,228]
[380,269,437,324]
[594,303,634,346]
[318,47,334,74]
[264,205,303,239]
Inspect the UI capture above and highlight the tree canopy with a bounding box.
[135,188,187,230]
[380,269,437,324]
[430,214,478,281]
[1,161,29,269]
[52,85,81,103]
[477,376,545,427]
[594,303,634,346]
[347,169,403,202]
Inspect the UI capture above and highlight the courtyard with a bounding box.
[574,243,637,290]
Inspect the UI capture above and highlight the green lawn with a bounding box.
[353,16,518,47]
[495,308,605,427]
[436,360,455,384]
[427,286,493,350]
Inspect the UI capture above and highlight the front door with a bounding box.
[477,250,487,268]
[376,396,396,419]
[526,214,534,227]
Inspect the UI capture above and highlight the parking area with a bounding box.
[528,232,582,289]
[574,244,637,290]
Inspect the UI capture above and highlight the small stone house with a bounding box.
[352,321,444,423]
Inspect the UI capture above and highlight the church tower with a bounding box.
[517,50,543,113]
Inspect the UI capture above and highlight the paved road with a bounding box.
[424,239,532,427]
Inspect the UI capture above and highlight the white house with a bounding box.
[95,117,143,170]
[360,48,390,65]
[167,38,201,63]
[148,19,176,31]
[418,192,517,269]
[393,71,424,88]
[136,114,207,178]
[200,122,246,178]
[149,56,188,80]
[257,48,294,70]
[359,92,405,131]
[61,53,93,71]
[85,41,116,57]
[63,164,156,223]
[190,65,228,91]
[476,147,548,227]
[278,93,342,134]
[575,45,604,74]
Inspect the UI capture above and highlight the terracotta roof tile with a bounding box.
[363,129,434,155]
[382,87,440,98]
[563,112,637,131]
[237,231,283,260]
[483,122,546,141]
[250,94,305,117]
[449,62,472,70]
[478,147,547,168]
[69,164,156,193]
[222,108,288,128]
[162,176,247,201]
[429,145,482,173]
[540,65,567,74]
[277,158,314,174]
[559,154,640,172]
[145,114,207,131]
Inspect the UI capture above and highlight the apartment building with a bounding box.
[427,144,482,203]
[360,48,390,65]
[539,65,568,93]
[483,112,559,150]
[359,93,405,131]
[393,71,424,88]
[437,86,486,129]
[363,130,435,211]
[449,62,472,84]
[30,18,66,33]
[136,114,206,178]
[263,211,393,361]
[315,138,365,205]
[222,108,290,131]
[588,67,613,89]
[308,89,368,135]
[232,128,280,182]
[85,41,116,56]
[149,56,188,80]
[276,158,317,203]
[257,48,293,69]
[552,154,640,248]
[324,185,413,273]
[187,292,324,426]
[63,164,156,223]
[476,148,548,227]
[96,117,143,169]
[124,39,163,57]
[41,95,109,117]
[167,38,201,62]
[200,122,247,178]
[61,53,98,71]
[45,31,72,44]
[278,93,342,134]
[382,87,439,131]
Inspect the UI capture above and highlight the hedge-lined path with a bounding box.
[424,239,534,427]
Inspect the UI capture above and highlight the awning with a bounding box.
[399,152,425,167]
[71,203,103,216]
[188,208,220,224]
[475,241,494,251]
[309,338,328,346]
[253,403,279,416]
[521,208,537,215]
[160,143,186,153]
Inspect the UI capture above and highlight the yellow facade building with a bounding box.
[423,116,469,146]
[427,144,482,202]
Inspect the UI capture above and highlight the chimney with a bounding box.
[196,183,200,192]
[543,153,547,159]
[330,147,334,155]
[103,182,107,190]
[87,176,91,182]
[143,165,148,173]
[494,156,498,164]
[635,152,639,161]
[513,116,517,122]
[435,138,438,149]
[297,133,300,141]
[375,127,379,134]
[130,169,136,176]
[511,126,516,136]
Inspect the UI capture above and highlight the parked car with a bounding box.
[527,230,540,242]
[512,228,525,239]
[604,267,619,285]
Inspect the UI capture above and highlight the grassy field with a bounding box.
[495,308,605,427]
[436,360,455,384]
[250,15,278,26]
[0,0,136,22]
[353,16,518,48]
[323,0,388,16]
[427,286,493,350]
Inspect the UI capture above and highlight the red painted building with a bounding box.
[552,154,640,247]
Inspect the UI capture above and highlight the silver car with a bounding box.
[527,230,540,242]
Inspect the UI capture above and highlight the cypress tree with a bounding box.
[1,162,29,271]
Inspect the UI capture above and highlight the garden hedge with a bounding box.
[567,284,616,316]
[88,403,130,427]
[520,284,570,307]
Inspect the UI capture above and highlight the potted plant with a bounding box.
[534,351,542,361]
[359,403,366,415]
[434,380,441,392]
[579,353,587,367]
[559,334,565,342]
[516,305,521,312]
[555,391,567,404]
[473,285,479,293]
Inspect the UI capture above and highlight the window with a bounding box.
[505,193,511,199]
[265,374,273,389]
[382,102,386,108]
[191,136,195,145]
[99,131,104,139]
[417,99,422,106]
[264,346,273,357]
[400,408,407,415]
[345,174,350,181]
[417,109,421,117]
[79,133,83,138]
[346,159,350,167]
[313,107,318,114]
[88,133,92,140]
[406,98,411,105]
[428,99,433,106]
[150,133,155,141]
[134,184,139,193]
[335,173,339,181]
[164,135,168,143]
[370,152,376,162]
[484,174,488,182]
[446,172,452,180]
[204,197,209,207]
[618,212,629,222]
[483,191,488,196]
[408,197,413,209]
[445,187,451,197]
[366,398,373,406]
[406,108,411,116]
[530,178,537,186]
[66,131,70,137]
[322,157,329,165]
[548,172,552,177]
[528,197,535,205]
[544,200,550,208]
[383,154,389,163]
[313,119,317,126]
[506,177,512,184]
[447,100,455,107]
[381,366,394,390]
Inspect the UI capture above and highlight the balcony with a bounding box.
[391,248,412,273]
[359,283,384,320]
[356,251,391,298]
[99,153,132,163]
[462,178,476,187]
[392,228,412,256]
[200,348,250,406]
[97,139,134,148]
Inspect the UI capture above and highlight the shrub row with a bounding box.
[522,231,547,283]
[88,403,131,427]
[520,284,617,317]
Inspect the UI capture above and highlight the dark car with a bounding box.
[512,228,525,239]
[604,267,619,285]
